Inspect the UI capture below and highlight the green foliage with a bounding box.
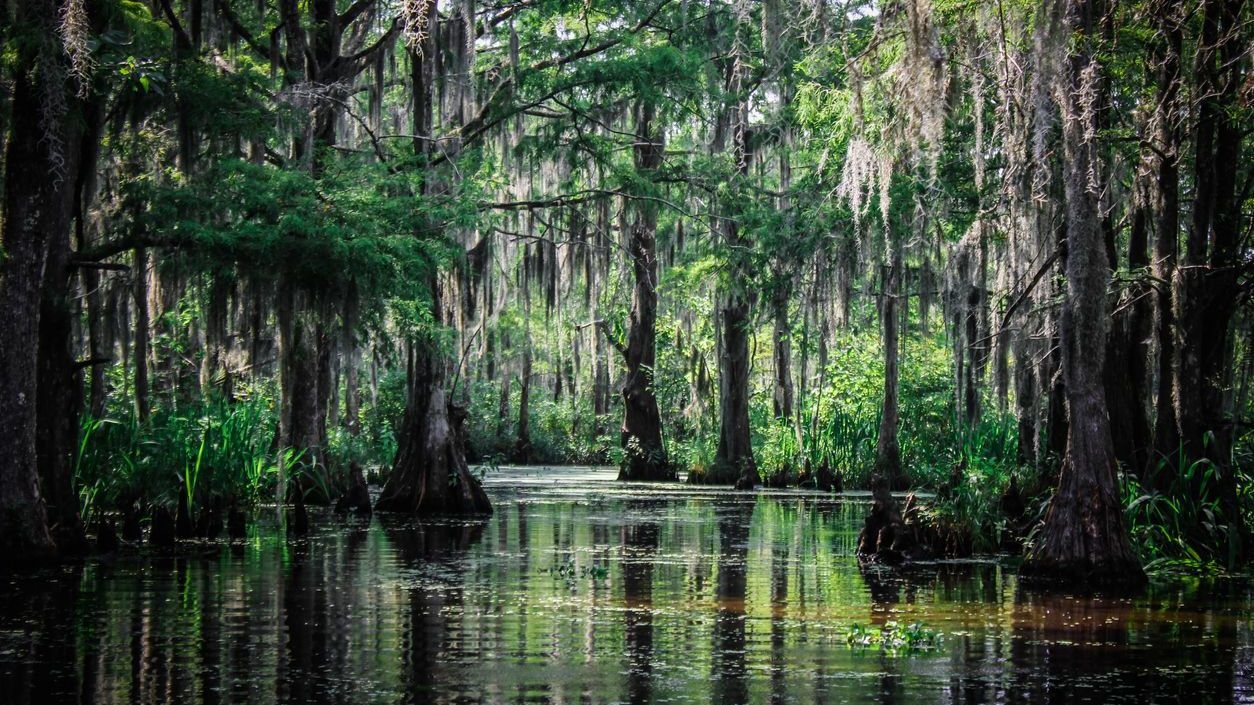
[1123,448,1253,575]
[541,555,610,588]
[76,393,285,512]
[922,415,1023,553]
[845,620,943,653]
[464,377,604,465]
[801,329,996,489]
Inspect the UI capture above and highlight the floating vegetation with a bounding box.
[542,557,609,587]
[845,621,943,653]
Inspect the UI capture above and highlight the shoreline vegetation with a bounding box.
[0,0,1249,593]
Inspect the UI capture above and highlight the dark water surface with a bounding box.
[2,465,1251,704]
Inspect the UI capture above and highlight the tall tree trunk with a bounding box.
[132,248,152,421]
[496,338,511,440]
[343,285,361,435]
[278,282,325,503]
[516,288,533,462]
[1148,0,1181,479]
[376,284,491,515]
[77,98,108,419]
[771,283,794,421]
[705,61,757,489]
[1043,211,1069,471]
[593,316,610,442]
[375,0,489,515]
[0,1,87,560]
[874,247,904,490]
[36,196,86,554]
[201,275,231,399]
[1014,330,1038,467]
[1104,197,1152,477]
[35,85,105,554]
[1172,0,1245,564]
[616,99,672,482]
[1022,0,1143,587]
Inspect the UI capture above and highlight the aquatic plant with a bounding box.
[542,556,610,587]
[1123,446,1253,574]
[845,621,943,653]
[75,396,288,512]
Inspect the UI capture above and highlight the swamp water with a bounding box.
[1,465,1251,704]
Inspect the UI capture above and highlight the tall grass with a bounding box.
[75,396,285,515]
[1123,447,1253,574]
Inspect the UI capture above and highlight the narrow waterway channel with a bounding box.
[1,466,1251,704]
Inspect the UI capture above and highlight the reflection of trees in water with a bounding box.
[1237,617,1253,700]
[280,525,372,703]
[856,562,911,705]
[5,494,1254,705]
[767,503,790,705]
[621,500,659,705]
[0,565,83,704]
[381,519,486,704]
[1006,580,1241,704]
[712,500,754,705]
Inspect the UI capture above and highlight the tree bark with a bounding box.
[133,248,152,422]
[0,2,87,560]
[771,282,794,421]
[1104,198,1152,477]
[36,200,86,554]
[376,286,491,515]
[278,282,326,503]
[1022,0,1143,587]
[1171,0,1245,564]
[516,324,533,461]
[874,248,904,490]
[343,285,361,435]
[1148,0,1181,478]
[616,99,672,482]
[375,0,489,516]
[703,62,757,489]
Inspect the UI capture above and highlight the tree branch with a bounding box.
[338,0,374,27]
[214,0,279,64]
[344,19,400,77]
[578,319,628,360]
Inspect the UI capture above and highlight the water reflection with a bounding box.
[621,500,658,705]
[713,501,753,704]
[0,466,1249,704]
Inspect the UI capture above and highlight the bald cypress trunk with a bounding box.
[1149,0,1181,479]
[617,100,672,482]
[36,193,86,553]
[874,248,903,490]
[516,292,533,462]
[376,312,492,515]
[1171,0,1245,564]
[375,0,489,515]
[133,248,152,422]
[1105,196,1152,477]
[343,285,361,435]
[771,283,794,421]
[1022,0,1143,587]
[704,62,757,489]
[0,0,87,560]
[278,283,325,505]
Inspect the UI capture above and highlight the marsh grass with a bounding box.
[76,396,285,514]
[1123,444,1253,574]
